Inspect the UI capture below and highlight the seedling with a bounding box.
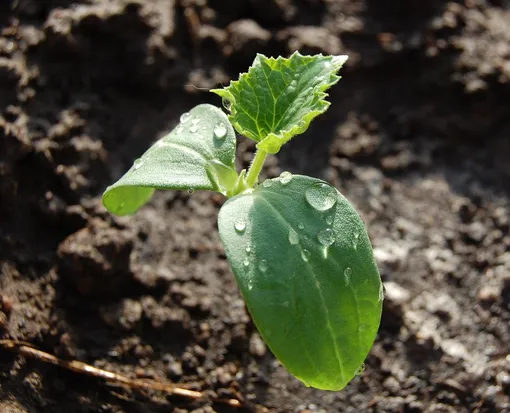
[103,52,383,391]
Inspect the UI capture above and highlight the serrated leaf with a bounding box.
[211,52,347,154]
[103,104,238,216]
[218,175,382,391]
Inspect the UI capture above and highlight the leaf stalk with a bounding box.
[245,148,268,188]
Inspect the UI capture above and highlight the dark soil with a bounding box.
[1,1,510,412]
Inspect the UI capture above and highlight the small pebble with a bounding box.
[249,333,267,357]
[0,295,13,314]
[477,285,501,304]
[0,311,7,328]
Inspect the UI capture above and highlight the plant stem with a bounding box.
[245,149,268,188]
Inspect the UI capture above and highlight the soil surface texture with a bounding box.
[1,1,510,412]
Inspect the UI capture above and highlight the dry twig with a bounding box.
[0,339,242,408]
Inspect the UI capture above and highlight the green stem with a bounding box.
[245,149,268,188]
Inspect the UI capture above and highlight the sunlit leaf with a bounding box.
[211,52,347,154]
[103,104,238,215]
[218,174,382,390]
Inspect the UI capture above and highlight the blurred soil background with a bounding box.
[1,0,510,412]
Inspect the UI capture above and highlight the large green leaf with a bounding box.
[103,104,238,215]
[211,52,347,154]
[218,174,382,390]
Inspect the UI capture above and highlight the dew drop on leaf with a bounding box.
[243,260,250,267]
[259,259,268,273]
[344,267,352,284]
[288,228,299,245]
[279,171,293,185]
[234,218,247,233]
[180,112,191,124]
[246,246,251,253]
[133,158,144,170]
[222,97,231,111]
[325,215,334,225]
[262,179,273,188]
[305,182,337,212]
[298,223,305,230]
[213,122,227,139]
[352,231,360,249]
[301,249,311,262]
[287,79,297,94]
[190,125,199,133]
[317,228,335,246]
[355,363,365,376]
[379,283,386,302]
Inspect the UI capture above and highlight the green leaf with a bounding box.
[103,104,238,215]
[218,174,382,391]
[211,52,347,154]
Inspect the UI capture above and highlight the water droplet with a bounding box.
[153,140,163,148]
[213,122,227,139]
[317,228,335,246]
[190,124,199,133]
[246,246,251,253]
[301,249,311,262]
[258,259,268,273]
[344,267,352,285]
[305,182,337,212]
[298,223,305,230]
[234,218,247,233]
[187,188,195,194]
[355,363,365,376]
[352,231,360,249]
[262,179,273,188]
[379,283,385,302]
[222,97,231,111]
[180,112,191,124]
[288,228,299,245]
[279,171,293,185]
[133,158,144,170]
[287,79,297,94]
[325,215,334,225]
[243,260,250,267]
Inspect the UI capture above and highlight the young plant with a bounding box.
[103,52,383,391]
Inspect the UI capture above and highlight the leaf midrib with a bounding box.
[256,196,347,385]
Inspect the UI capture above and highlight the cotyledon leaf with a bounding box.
[211,52,348,154]
[103,104,238,216]
[218,174,382,391]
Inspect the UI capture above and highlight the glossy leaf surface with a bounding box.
[211,52,347,154]
[103,104,238,215]
[218,175,382,390]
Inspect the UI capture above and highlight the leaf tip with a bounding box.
[331,55,349,68]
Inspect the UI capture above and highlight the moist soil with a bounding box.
[1,1,510,412]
